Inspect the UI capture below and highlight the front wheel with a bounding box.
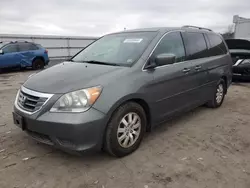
[206,79,226,108]
[104,102,147,157]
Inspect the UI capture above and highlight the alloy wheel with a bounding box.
[117,112,141,148]
[216,84,224,104]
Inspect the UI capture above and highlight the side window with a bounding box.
[2,44,19,53]
[29,44,39,50]
[18,43,37,51]
[183,32,208,60]
[152,32,185,64]
[207,34,227,56]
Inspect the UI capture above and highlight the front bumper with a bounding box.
[233,66,250,81]
[13,102,107,153]
[233,73,250,81]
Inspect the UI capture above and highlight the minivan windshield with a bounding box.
[72,31,157,66]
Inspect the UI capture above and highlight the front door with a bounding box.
[144,31,199,124]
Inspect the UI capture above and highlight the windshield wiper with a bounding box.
[84,60,120,66]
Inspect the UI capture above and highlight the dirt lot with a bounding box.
[1,69,250,188]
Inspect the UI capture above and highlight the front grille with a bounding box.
[17,90,48,112]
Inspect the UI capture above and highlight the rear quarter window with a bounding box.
[18,43,38,51]
[35,44,43,49]
[207,34,227,56]
[29,44,39,50]
[182,32,209,60]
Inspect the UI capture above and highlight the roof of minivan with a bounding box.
[110,27,214,35]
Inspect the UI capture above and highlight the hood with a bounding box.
[226,39,250,50]
[24,61,124,94]
[226,39,250,61]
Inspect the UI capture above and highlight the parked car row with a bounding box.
[13,26,233,157]
[0,41,49,70]
[225,39,250,80]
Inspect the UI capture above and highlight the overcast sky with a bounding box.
[0,0,250,36]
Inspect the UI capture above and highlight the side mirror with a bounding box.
[155,53,176,66]
[0,50,3,55]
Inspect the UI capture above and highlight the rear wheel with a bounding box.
[32,59,44,70]
[206,79,226,108]
[104,102,147,157]
[20,66,26,71]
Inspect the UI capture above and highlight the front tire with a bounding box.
[206,79,226,108]
[104,102,147,157]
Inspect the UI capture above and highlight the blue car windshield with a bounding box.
[72,31,157,66]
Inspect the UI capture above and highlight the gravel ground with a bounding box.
[1,66,250,188]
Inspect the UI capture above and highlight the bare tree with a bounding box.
[222,24,235,39]
[227,24,234,34]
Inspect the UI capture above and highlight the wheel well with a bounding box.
[127,99,151,132]
[101,98,152,149]
[221,76,227,93]
[107,98,151,132]
[33,56,45,63]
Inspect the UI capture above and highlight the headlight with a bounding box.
[50,86,102,112]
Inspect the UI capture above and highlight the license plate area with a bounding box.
[13,112,25,130]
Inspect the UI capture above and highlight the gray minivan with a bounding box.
[13,26,233,157]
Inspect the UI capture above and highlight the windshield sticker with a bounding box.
[123,38,143,43]
[127,59,133,63]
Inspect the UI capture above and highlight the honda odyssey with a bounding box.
[13,26,233,157]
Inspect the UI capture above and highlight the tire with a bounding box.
[32,59,44,70]
[104,102,147,157]
[20,66,26,71]
[206,79,226,108]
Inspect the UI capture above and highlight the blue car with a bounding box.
[0,41,49,70]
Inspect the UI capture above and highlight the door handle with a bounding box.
[182,68,191,73]
[195,66,202,71]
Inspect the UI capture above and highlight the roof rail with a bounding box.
[182,25,212,32]
[11,40,29,43]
